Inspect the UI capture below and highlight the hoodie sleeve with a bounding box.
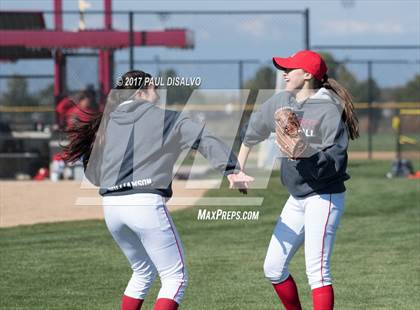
[296,106,349,181]
[176,115,241,176]
[242,91,292,147]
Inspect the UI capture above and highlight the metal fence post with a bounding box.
[129,11,134,71]
[238,60,243,89]
[367,60,373,159]
[304,8,310,49]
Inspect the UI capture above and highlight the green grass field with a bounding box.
[348,132,420,152]
[1,161,419,309]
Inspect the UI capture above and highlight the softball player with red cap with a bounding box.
[238,50,359,309]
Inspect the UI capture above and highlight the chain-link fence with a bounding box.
[0,75,54,131]
[329,60,420,159]
[0,8,419,179]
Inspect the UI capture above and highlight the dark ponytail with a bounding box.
[318,75,360,140]
[62,70,153,166]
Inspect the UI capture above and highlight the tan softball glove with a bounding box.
[274,107,308,159]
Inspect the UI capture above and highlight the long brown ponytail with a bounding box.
[317,75,360,140]
[62,70,153,166]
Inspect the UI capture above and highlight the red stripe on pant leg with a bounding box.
[320,194,332,286]
[162,206,185,301]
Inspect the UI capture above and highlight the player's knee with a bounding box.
[161,270,188,288]
[263,257,289,283]
[159,270,188,304]
[125,269,158,299]
[137,268,158,283]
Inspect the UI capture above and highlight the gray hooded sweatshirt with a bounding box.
[90,99,239,197]
[243,88,350,198]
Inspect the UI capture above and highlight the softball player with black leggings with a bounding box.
[63,70,253,310]
[237,50,359,309]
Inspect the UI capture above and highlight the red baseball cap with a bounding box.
[273,50,328,81]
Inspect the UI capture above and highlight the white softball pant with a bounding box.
[102,193,187,304]
[263,193,345,289]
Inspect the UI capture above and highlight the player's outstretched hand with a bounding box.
[227,171,255,195]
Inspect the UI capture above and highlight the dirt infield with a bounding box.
[349,151,419,160]
[0,180,208,228]
[1,151,418,228]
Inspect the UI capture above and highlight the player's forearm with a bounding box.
[237,143,252,171]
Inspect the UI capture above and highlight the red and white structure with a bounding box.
[0,0,194,105]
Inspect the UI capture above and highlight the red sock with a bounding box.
[153,298,179,310]
[121,295,143,310]
[312,285,334,310]
[272,275,302,310]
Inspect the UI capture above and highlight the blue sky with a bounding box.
[1,0,419,90]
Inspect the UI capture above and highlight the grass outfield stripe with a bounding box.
[0,161,419,309]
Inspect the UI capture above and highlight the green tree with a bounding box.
[394,74,420,102]
[244,66,276,89]
[37,83,54,106]
[36,83,55,124]
[355,77,381,103]
[1,75,37,107]
[335,65,359,97]
[317,53,382,104]
[319,52,340,79]
[243,66,276,106]
[158,69,199,106]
